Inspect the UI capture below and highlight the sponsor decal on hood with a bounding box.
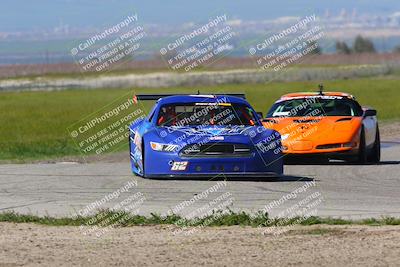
[163,125,253,137]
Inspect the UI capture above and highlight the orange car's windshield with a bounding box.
[267,97,363,117]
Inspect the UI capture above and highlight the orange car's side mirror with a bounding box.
[364,109,377,117]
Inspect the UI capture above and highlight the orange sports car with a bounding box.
[262,87,380,163]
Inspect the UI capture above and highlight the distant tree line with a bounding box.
[336,35,376,54]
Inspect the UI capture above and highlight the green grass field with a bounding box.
[1,78,399,161]
[1,210,399,227]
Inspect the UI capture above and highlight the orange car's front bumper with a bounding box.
[281,140,358,154]
[263,116,363,156]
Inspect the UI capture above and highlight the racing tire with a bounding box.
[128,134,132,155]
[141,138,147,179]
[357,128,368,164]
[368,125,381,164]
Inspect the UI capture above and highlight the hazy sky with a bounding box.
[2,0,400,31]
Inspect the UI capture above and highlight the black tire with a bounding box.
[129,133,147,178]
[368,125,381,164]
[141,137,147,178]
[357,128,368,164]
[128,134,132,154]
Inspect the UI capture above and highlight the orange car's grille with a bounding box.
[293,119,321,123]
[316,144,342,150]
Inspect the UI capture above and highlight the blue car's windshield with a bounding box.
[157,103,259,126]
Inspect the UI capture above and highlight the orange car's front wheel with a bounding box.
[357,127,368,164]
[368,126,381,164]
[355,126,381,164]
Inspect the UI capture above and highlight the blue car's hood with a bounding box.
[155,125,276,146]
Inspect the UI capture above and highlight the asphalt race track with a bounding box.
[0,142,399,219]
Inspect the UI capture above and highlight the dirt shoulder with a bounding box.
[1,223,399,266]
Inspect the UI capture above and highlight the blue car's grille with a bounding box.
[180,143,251,158]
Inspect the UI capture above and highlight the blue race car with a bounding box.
[129,94,283,178]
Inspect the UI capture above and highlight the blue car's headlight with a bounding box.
[150,141,179,152]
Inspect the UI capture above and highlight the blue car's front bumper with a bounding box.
[138,149,283,178]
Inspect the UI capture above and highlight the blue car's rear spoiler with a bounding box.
[135,93,246,100]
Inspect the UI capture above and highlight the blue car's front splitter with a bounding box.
[144,172,281,179]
